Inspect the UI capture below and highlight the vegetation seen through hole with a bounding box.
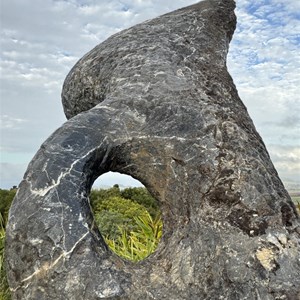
[90,172,163,262]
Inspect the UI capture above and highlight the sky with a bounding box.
[0,0,299,190]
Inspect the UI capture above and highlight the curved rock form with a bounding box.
[6,0,300,299]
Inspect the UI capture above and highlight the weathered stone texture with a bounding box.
[6,0,300,299]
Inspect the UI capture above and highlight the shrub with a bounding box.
[90,187,163,261]
[121,187,160,218]
[0,213,11,300]
[0,189,16,228]
[92,195,150,240]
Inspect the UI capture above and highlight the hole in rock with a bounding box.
[90,172,163,262]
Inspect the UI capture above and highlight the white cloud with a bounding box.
[0,115,27,130]
[267,145,300,182]
[227,0,300,187]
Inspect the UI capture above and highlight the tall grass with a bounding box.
[0,213,11,300]
[105,212,163,262]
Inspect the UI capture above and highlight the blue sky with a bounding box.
[0,0,299,189]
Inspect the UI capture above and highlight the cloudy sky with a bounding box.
[0,0,299,190]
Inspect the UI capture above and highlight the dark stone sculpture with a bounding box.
[6,0,300,299]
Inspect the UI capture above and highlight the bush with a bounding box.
[121,187,160,218]
[89,185,121,208]
[92,195,150,240]
[0,189,15,299]
[0,213,11,300]
[90,186,163,260]
[0,189,16,228]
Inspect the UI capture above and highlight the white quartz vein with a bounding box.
[19,230,89,285]
[31,145,100,196]
[55,188,66,249]
[135,135,204,142]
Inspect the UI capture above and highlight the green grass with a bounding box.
[0,213,11,300]
[291,196,300,214]
[105,212,163,262]
[291,196,300,202]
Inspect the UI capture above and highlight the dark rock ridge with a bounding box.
[6,0,300,299]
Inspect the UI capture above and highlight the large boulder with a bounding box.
[6,0,300,299]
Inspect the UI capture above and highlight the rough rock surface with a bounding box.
[6,0,300,299]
